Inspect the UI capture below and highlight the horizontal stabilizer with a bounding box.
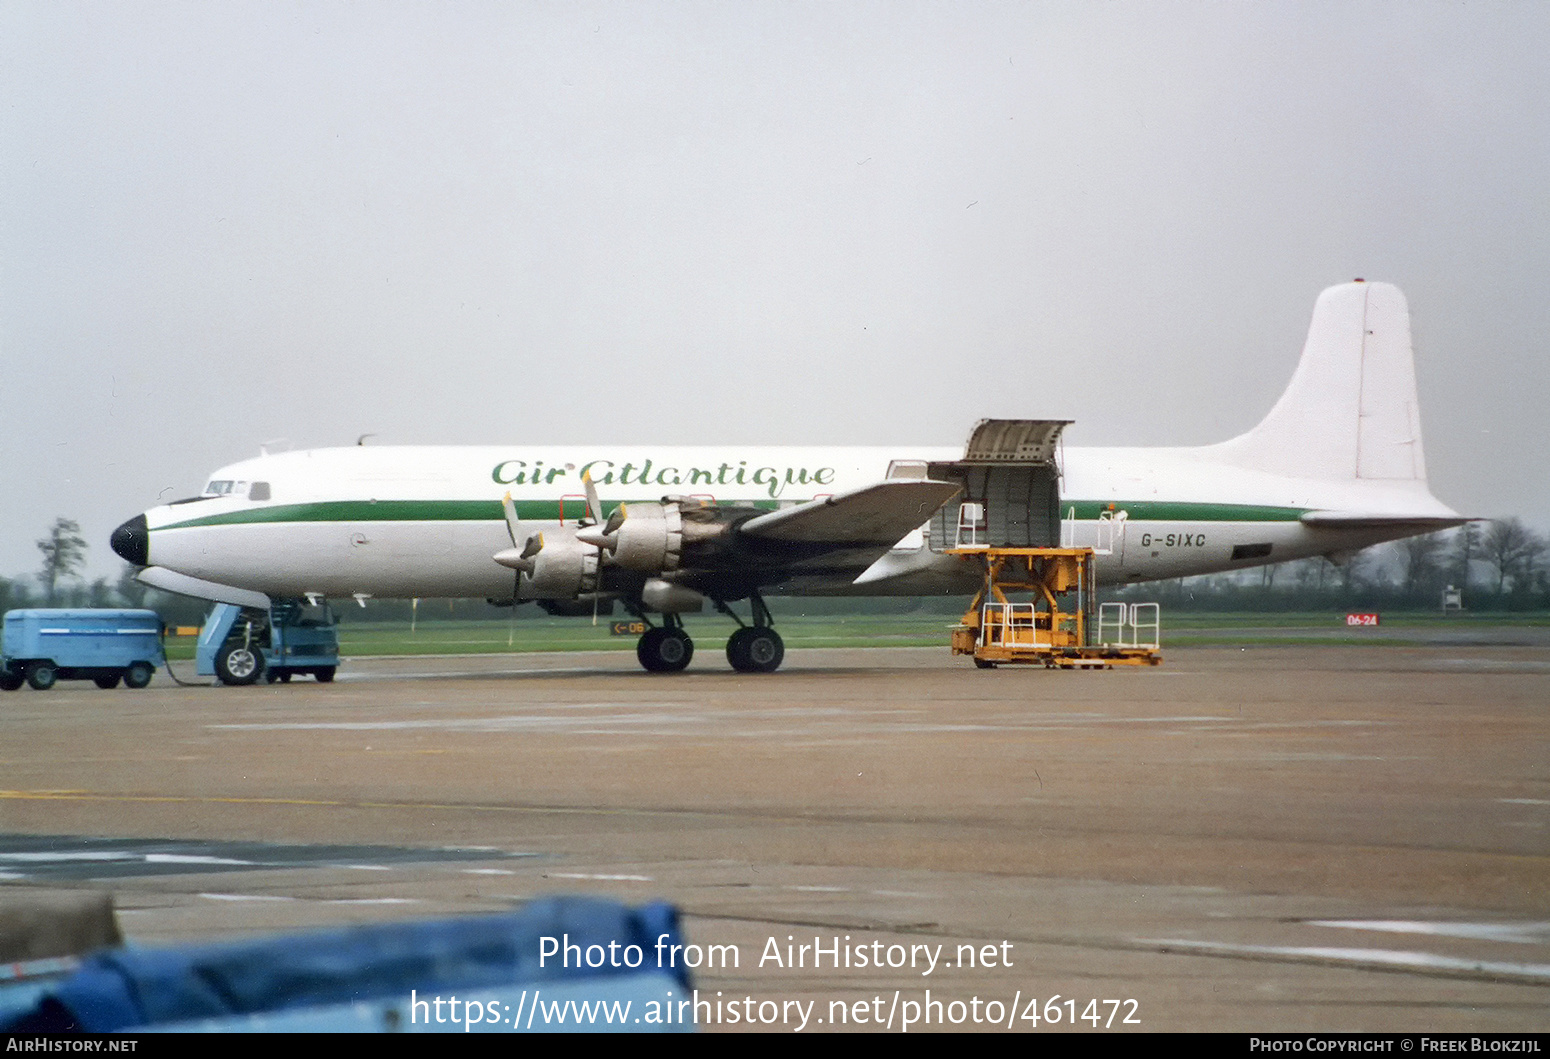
[1299,511,1469,532]
[739,480,961,545]
[137,566,272,609]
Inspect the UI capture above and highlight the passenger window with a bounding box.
[249,482,272,501]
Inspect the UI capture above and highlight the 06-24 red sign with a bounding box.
[1345,613,1381,626]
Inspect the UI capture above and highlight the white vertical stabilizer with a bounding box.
[1210,281,1427,483]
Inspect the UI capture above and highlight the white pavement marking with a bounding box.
[1307,919,1550,945]
[1140,937,1550,982]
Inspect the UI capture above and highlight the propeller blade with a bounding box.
[582,473,603,527]
[501,492,524,547]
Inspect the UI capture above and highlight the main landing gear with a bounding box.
[636,616,694,673]
[717,592,784,674]
[629,591,785,674]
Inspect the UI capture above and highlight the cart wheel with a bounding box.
[26,662,58,690]
[124,662,155,689]
[94,674,122,690]
[0,669,23,691]
[216,644,264,686]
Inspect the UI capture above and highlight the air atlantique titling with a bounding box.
[491,458,837,498]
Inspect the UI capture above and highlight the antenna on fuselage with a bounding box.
[357,434,376,446]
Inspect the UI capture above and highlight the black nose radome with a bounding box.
[111,515,148,566]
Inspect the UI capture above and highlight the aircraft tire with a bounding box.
[95,673,123,690]
[216,644,264,686]
[725,627,752,671]
[313,667,335,683]
[124,662,155,689]
[637,628,693,673]
[26,662,58,691]
[739,628,784,674]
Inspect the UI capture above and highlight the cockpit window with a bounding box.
[249,481,271,501]
[204,480,235,495]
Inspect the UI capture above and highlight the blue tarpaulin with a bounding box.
[4,897,687,1032]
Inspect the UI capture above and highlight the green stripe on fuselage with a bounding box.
[1060,501,1306,522]
[160,498,1306,532]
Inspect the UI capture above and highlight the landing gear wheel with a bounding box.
[313,667,335,683]
[729,628,783,673]
[124,662,154,689]
[637,627,693,672]
[216,644,264,686]
[726,627,754,671]
[0,670,22,691]
[26,662,57,691]
[94,673,122,690]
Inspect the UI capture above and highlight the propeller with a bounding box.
[493,491,539,572]
[575,476,621,549]
[580,474,607,626]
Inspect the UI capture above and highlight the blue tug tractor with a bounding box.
[196,599,340,686]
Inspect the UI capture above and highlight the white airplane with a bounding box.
[111,280,1463,674]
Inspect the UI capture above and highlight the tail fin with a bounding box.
[1211,281,1427,482]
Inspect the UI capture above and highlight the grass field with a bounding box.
[160,609,1548,660]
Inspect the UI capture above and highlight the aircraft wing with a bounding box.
[737,480,961,545]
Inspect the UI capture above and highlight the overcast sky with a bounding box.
[2,1,1547,584]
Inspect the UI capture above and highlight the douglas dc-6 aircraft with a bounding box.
[112,281,1463,674]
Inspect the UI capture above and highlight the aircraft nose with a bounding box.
[111,514,149,566]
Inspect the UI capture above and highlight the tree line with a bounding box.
[1113,518,1549,612]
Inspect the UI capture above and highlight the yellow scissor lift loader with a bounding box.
[948,546,1161,669]
[917,419,1162,669]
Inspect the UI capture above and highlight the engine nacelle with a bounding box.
[606,502,684,572]
[517,528,600,600]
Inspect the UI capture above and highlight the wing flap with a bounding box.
[738,480,961,545]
